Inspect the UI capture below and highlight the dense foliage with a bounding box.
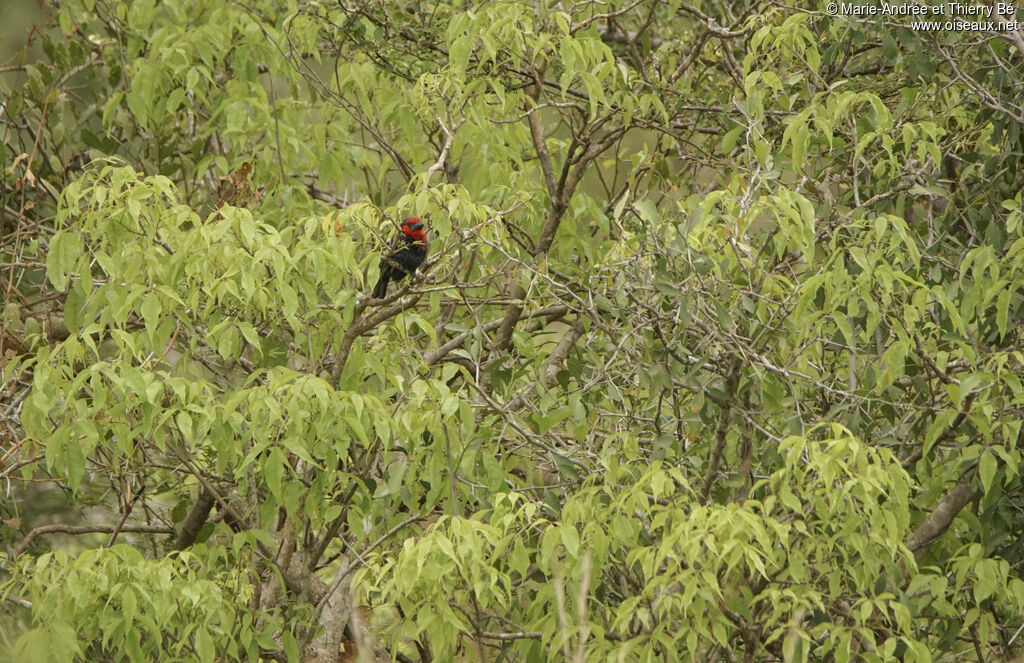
[3,0,1024,661]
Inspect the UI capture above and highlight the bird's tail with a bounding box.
[372,275,388,299]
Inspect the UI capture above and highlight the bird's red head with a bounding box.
[401,217,428,250]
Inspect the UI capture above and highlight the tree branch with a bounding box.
[701,360,741,505]
[174,486,219,551]
[544,318,585,386]
[16,524,174,556]
[905,478,975,561]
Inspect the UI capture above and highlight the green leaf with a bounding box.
[195,628,215,663]
[65,437,86,494]
[140,294,161,330]
[238,321,262,356]
[996,288,1011,339]
[974,559,997,602]
[560,524,580,558]
[125,628,144,663]
[721,125,744,153]
[636,199,658,224]
[923,410,957,458]
[978,450,997,494]
[176,412,194,442]
[125,90,148,129]
[46,231,78,291]
[791,121,808,173]
[282,630,300,662]
[64,282,86,331]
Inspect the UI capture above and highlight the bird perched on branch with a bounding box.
[372,217,428,299]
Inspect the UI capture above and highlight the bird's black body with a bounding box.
[372,218,428,298]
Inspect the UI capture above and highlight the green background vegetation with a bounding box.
[2,0,1024,661]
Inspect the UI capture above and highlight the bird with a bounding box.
[372,217,428,299]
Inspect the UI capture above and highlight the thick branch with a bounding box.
[489,113,624,365]
[544,318,585,386]
[701,361,741,504]
[174,486,218,550]
[490,285,526,358]
[427,305,568,365]
[527,103,559,203]
[423,115,462,188]
[905,480,975,561]
[538,126,626,255]
[16,524,174,556]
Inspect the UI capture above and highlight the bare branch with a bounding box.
[423,115,464,189]
[545,318,586,386]
[905,480,975,561]
[173,486,219,550]
[16,524,175,556]
[527,103,559,205]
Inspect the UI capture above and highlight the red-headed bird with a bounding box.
[372,217,428,299]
